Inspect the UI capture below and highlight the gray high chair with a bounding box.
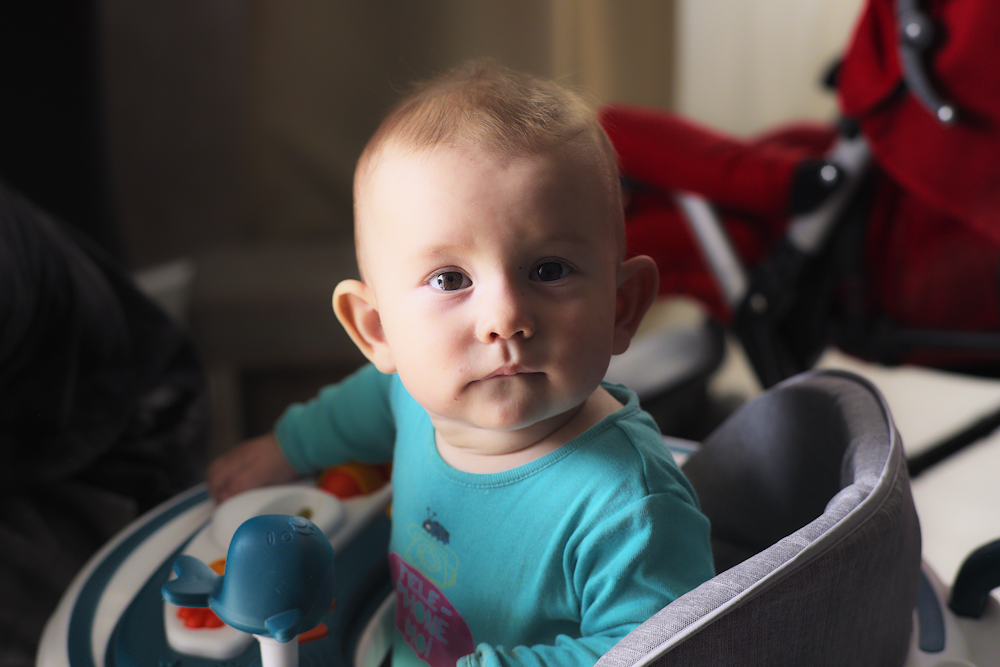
[599,369,922,667]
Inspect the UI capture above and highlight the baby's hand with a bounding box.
[206,432,300,502]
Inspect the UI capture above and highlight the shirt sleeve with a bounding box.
[457,489,714,667]
[274,363,397,473]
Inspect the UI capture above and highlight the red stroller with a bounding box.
[601,0,1000,392]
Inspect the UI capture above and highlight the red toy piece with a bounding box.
[318,462,391,499]
[177,606,225,629]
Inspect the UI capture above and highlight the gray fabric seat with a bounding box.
[599,370,922,667]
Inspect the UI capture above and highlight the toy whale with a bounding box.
[162,514,336,643]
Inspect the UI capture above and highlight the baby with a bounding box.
[208,59,714,667]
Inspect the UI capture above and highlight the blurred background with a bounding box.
[0,0,864,455]
[14,6,1000,654]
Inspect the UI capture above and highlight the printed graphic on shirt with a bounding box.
[405,518,458,589]
[390,552,475,667]
[422,509,450,545]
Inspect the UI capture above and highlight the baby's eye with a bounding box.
[432,271,471,291]
[531,260,572,282]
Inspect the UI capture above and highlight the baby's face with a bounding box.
[357,139,622,438]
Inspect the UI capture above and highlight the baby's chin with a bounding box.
[466,399,591,439]
[423,372,603,433]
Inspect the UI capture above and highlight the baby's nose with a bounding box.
[476,284,535,341]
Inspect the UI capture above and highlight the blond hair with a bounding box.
[353,59,623,272]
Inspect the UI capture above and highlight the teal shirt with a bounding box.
[276,363,713,667]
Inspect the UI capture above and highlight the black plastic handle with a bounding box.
[896,0,957,124]
[948,538,1000,618]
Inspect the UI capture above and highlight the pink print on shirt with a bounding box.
[390,553,475,666]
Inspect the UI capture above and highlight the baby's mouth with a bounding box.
[480,365,536,381]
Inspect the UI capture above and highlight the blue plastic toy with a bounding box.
[162,514,336,666]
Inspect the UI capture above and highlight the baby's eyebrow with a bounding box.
[406,231,595,267]
[409,243,462,264]
[538,231,591,247]
[522,232,599,257]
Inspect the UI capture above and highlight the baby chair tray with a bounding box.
[36,481,391,667]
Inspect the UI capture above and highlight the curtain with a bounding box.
[674,0,866,136]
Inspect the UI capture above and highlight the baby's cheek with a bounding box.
[557,312,616,366]
[564,302,615,339]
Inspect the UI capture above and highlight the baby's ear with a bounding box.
[612,255,659,355]
[333,280,396,374]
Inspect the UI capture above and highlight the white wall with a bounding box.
[675,0,865,136]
